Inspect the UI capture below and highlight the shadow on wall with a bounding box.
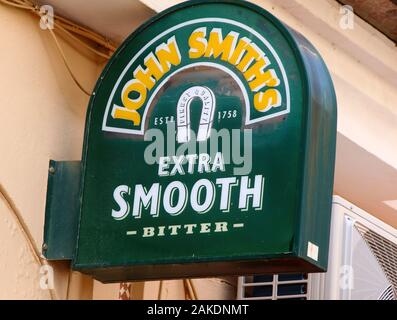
[334,132,397,228]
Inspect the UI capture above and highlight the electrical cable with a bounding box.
[47,26,91,96]
[157,280,163,300]
[183,279,198,300]
[0,1,200,301]
[0,0,119,298]
[0,183,57,300]
[188,279,198,300]
[0,0,121,299]
[0,0,118,95]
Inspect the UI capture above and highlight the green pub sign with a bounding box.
[43,0,337,282]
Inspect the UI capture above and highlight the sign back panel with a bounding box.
[73,0,337,282]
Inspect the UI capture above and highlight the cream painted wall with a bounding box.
[0,6,101,299]
[92,278,236,300]
[248,0,397,169]
[1,0,396,300]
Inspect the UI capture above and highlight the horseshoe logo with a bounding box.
[176,86,216,143]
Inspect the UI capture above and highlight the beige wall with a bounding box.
[0,3,235,301]
[93,278,236,300]
[0,6,101,299]
[1,0,396,300]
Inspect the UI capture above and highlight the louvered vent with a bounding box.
[237,274,310,300]
[354,221,397,299]
[378,285,395,300]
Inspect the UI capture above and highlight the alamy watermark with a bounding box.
[339,264,354,290]
[339,5,354,30]
[144,122,253,176]
[39,5,54,30]
[39,264,54,290]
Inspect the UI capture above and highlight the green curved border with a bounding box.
[74,0,337,271]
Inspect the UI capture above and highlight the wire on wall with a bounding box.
[183,279,198,300]
[156,279,198,300]
[0,1,201,301]
[0,0,118,95]
[0,183,57,300]
[0,0,119,299]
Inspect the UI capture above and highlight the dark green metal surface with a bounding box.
[43,160,81,260]
[289,30,337,266]
[43,0,337,282]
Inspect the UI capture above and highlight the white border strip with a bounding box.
[102,18,290,135]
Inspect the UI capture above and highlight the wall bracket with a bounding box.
[43,160,81,260]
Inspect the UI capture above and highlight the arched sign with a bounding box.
[68,0,336,282]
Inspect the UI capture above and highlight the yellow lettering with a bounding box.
[204,28,238,61]
[248,68,280,92]
[244,57,270,81]
[133,53,163,91]
[156,36,181,73]
[189,27,207,59]
[111,36,182,125]
[133,37,181,91]
[112,79,146,124]
[228,37,250,65]
[254,89,281,113]
[236,42,262,73]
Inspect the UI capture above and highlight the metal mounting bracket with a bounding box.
[42,160,81,260]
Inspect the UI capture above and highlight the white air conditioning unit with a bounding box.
[237,196,397,300]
